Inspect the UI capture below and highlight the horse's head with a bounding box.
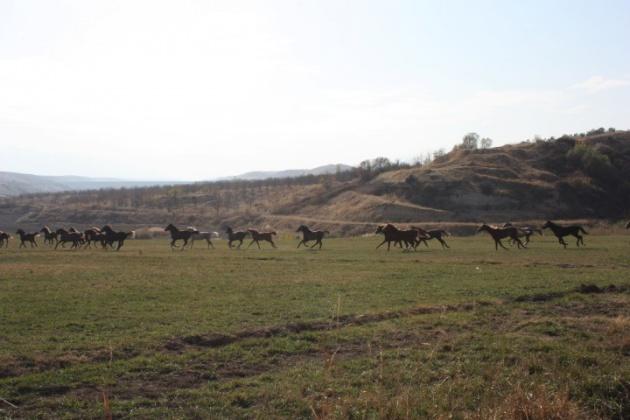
[375,225,384,234]
[503,222,513,228]
[477,224,489,233]
[225,227,233,234]
[40,227,49,233]
[296,225,307,233]
[542,221,552,229]
[164,224,176,232]
[101,225,114,233]
[16,229,24,235]
[56,228,66,235]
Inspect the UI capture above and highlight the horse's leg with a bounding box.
[297,240,304,248]
[117,240,124,251]
[376,239,387,249]
[237,239,243,249]
[440,238,449,249]
[247,239,255,248]
[319,239,323,249]
[170,239,178,249]
[256,240,261,249]
[269,239,276,248]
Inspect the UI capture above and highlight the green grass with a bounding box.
[1,235,629,418]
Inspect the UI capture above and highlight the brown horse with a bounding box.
[503,223,542,245]
[477,224,526,250]
[16,229,39,248]
[296,225,328,249]
[40,226,58,246]
[247,229,277,249]
[225,227,248,249]
[375,224,418,251]
[55,228,83,249]
[542,221,587,248]
[411,226,450,249]
[101,225,134,251]
[83,227,105,249]
[0,231,10,248]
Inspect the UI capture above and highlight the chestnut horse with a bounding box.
[503,223,542,245]
[411,226,450,249]
[246,229,277,249]
[225,227,248,249]
[296,225,328,249]
[542,221,587,248]
[477,224,526,250]
[16,229,39,248]
[165,224,195,250]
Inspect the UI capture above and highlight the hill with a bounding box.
[220,163,353,181]
[1,130,629,234]
[0,171,186,197]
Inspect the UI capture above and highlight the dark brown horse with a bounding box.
[55,228,83,249]
[225,227,248,249]
[165,224,195,250]
[411,226,450,249]
[40,226,58,246]
[375,224,418,251]
[247,229,277,249]
[82,227,104,249]
[296,225,328,249]
[477,224,526,250]
[101,225,134,251]
[16,229,39,248]
[0,231,10,248]
[542,221,587,248]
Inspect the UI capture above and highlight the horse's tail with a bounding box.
[579,226,588,235]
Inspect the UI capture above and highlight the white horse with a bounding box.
[187,227,218,249]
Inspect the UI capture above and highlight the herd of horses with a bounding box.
[0,221,626,252]
[0,226,135,250]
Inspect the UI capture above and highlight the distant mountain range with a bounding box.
[0,172,187,197]
[220,164,354,181]
[0,164,354,197]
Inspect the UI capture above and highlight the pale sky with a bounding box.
[1,0,629,180]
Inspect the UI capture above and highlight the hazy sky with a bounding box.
[1,0,629,180]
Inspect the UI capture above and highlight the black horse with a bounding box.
[101,225,134,251]
[225,227,248,249]
[16,229,39,248]
[542,221,588,248]
[164,224,196,250]
[296,225,328,249]
[0,231,10,248]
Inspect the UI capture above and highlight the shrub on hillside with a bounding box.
[566,143,616,182]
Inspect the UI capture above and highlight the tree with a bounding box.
[480,137,493,149]
[461,132,479,150]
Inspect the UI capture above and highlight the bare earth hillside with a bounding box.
[1,131,629,235]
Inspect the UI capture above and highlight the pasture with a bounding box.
[0,234,629,418]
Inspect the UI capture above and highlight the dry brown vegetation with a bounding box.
[1,130,629,235]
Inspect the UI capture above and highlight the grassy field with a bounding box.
[0,234,629,418]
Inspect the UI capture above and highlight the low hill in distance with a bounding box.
[219,164,354,181]
[1,131,629,235]
[0,172,187,197]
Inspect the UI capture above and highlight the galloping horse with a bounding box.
[225,227,248,249]
[101,225,134,251]
[247,229,277,249]
[477,224,526,250]
[84,228,105,249]
[411,226,450,249]
[15,229,39,248]
[542,221,588,248]
[375,224,418,251]
[55,228,83,249]
[296,225,328,249]
[0,231,10,248]
[165,224,196,250]
[40,226,58,246]
[189,230,215,249]
[503,223,542,245]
